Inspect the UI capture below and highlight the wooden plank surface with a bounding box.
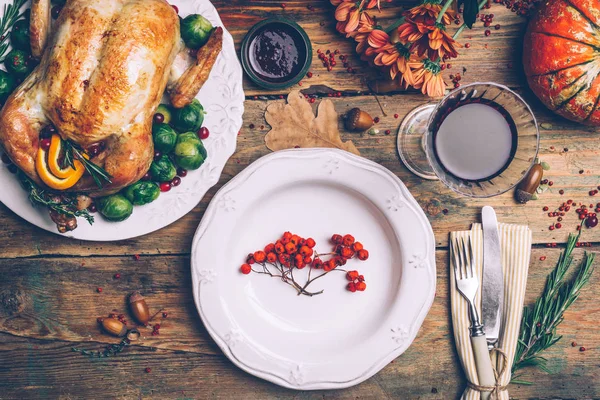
[1,248,598,399]
[1,0,599,398]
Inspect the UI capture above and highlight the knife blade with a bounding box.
[481,206,504,349]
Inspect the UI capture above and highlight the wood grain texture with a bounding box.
[1,1,600,398]
[0,248,598,399]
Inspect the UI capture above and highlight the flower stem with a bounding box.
[452,0,489,39]
[436,0,455,24]
[385,16,405,34]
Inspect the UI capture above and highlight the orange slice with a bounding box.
[36,134,86,190]
[48,133,77,178]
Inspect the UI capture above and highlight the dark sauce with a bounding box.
[247,22,306,83]
[430,96,519,183]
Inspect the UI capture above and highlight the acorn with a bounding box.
[515,163,543,204]
[129,291,150,324]
[344,108,374,132]
[101,318,127,337]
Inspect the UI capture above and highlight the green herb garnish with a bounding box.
[19,172,94,225]
[72,337,130,358]
[0,0,27,62]
[512,228,595,384]
[62,139,112,188]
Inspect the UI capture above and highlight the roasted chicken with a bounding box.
[0,0,222,198]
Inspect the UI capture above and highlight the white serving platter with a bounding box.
[0,0,244,240]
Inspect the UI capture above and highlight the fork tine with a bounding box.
[460,236,470,278]
[467,235,475,278]
[451,236,461,280]
[457,237,465,279]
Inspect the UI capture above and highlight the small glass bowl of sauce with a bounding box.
[241,18,312,90]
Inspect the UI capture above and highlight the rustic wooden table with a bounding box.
[1,1,599,398]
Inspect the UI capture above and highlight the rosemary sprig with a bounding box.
[62,139,112,188]
[18,172,94,225]
[72,337,130,358]
[512,229,595,382]
[0,0,27,62]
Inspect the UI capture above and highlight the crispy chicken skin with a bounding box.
[0,0,182,196]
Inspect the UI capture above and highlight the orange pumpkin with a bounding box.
[523,0,600,125]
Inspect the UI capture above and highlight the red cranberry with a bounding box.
[485,29,491,36]
[40,125,56,139]
[87,143,102,157]
[88,203,97,213]
[198,127,209,140]
[555,223,562,229]
[171,177,181,187]
[307,71,313,78]
[586,215,598,228]
[145,367,152,373]
[542,206,549,211]
[141,172,152,181]
[96,287,103,293]
[177,168,187,177]
[171,4,178,13]
[40,138,51,151]
[114,273,121,279]
[373,117,380,123]
[153,113,164,124]
[154,151,162,160]
[160,182,171,192]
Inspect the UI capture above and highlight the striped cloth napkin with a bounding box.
[450,223,532,399]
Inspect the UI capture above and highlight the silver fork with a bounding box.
[452,235,495,399]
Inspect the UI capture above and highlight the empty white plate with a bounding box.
[191,148,436,389]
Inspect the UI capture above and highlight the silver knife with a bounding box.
[481,206,504,350]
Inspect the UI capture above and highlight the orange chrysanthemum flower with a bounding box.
[334,1,361,34]
[404,1,456,26]
[428,23,459,59]
[397,19,430,44]
[411,59,447,97]
[332,0,381,35]
[354,13,378,51]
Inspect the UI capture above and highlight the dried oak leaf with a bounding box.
[264,90,360,155]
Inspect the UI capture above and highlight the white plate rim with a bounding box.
[191,148,436,390]
[0,0,244,241]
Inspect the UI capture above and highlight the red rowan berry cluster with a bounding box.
[239,232,369,296]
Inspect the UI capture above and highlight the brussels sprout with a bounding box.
[0,70,17,103]
[174,133,207,170]
[149,154,177,182]
[180,14,214,49]
[172,99,205,132]
[97,194,133,222]
[177,131,201,144]
[123,181,160,206]
[10,19,30,51]
[155,104,173,124]
[4,49,34,76]
[152,123,177,153]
